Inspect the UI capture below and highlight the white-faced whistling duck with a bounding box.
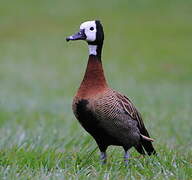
[66,20,156,165]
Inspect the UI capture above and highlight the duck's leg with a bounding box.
[97,142,107,164]
[124,151,130,166]
[100,151,107,164]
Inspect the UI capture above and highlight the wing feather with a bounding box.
[115,92,144,129]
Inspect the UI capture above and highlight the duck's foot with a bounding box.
[124,151,130,166]
[100,151,107,164]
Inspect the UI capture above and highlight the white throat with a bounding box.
[88,45,97,56]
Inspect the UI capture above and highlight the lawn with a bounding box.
[0,0,192,179]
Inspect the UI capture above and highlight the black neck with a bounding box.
[96,44,103,59]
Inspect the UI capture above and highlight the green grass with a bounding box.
[0,0,192,179]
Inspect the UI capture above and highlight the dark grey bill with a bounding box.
[66,29,86,42]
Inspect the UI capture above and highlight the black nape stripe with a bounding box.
[88,20,104,59]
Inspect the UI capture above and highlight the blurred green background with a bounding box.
[0,0,192,179]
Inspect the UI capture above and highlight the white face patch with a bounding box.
[80,21,97,42]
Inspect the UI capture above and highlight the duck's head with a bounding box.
[66,20,104,47]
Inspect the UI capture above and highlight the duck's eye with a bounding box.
[90,27,94,31]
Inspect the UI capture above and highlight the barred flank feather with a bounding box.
[115,91,156,155]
